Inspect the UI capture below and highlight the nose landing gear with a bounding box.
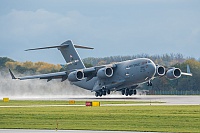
[147,80,153,86]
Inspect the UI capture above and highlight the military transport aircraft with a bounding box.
[9,40,192,97]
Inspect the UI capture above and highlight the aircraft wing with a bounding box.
[9,69,68,82]
[83,64,117,81]
[9,63,116,82]
[181,72,192,76]
[155,64,192,79]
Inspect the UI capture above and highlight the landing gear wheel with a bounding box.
[133,90,137,95]
[122,90,125,95]
[99,92,102,97]
[107,90,110,95]
[95,92,99,97]
[129,90,133,96]
[102,90,106,96]
[125,89,129,96]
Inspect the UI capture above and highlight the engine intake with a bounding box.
[166,68,181,80]
[155,65,165,77]
[97,67,113,79]
[68,70,84,82]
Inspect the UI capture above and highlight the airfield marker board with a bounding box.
[92,101,100,106]
[69,100,75,104]
[3,98,9,102]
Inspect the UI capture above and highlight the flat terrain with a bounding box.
[0,129,147,133]
[0,98,199,132]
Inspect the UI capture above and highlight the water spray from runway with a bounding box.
[0,70,92,99]
[0,70,146,100]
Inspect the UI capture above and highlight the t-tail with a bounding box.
[25,40,93,71]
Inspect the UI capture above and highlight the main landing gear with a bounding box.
[121,88,137,96]
[95,89,111,97]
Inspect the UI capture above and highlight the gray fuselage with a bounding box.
[73,58,156,92]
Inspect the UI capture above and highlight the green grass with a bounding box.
[0,101,199,132]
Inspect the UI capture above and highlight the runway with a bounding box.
[1,95,200,105]
[0,95,199,109]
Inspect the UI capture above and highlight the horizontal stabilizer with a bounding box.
[25,45,68,51]
[25,40,94,51]
[74,45,94,49]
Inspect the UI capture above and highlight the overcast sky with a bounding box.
[0,0,200,64]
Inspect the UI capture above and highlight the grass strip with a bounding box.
[0,103,199,132]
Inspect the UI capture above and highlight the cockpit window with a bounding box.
[148,60,151,63]
[141,61,147,65]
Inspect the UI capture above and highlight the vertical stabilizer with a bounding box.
[59,40,86,70]
[25,40,93,71]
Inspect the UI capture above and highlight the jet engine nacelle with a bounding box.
[166,68,181,80]
[155,65,165,77]
[97,67,113,79]
[68,70,84,82]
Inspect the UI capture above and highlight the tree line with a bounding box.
[1,54,200,92]
[82,53,186,67]
[0,57,61,74]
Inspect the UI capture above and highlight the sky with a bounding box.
[0,0,200,64]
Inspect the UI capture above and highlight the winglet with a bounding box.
[181,65,192,76]
[9,69,17,79]
[187,65,191,74]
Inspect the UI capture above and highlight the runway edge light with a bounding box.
[3,98,9,102]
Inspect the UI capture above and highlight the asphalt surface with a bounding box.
[1,95,200,105]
